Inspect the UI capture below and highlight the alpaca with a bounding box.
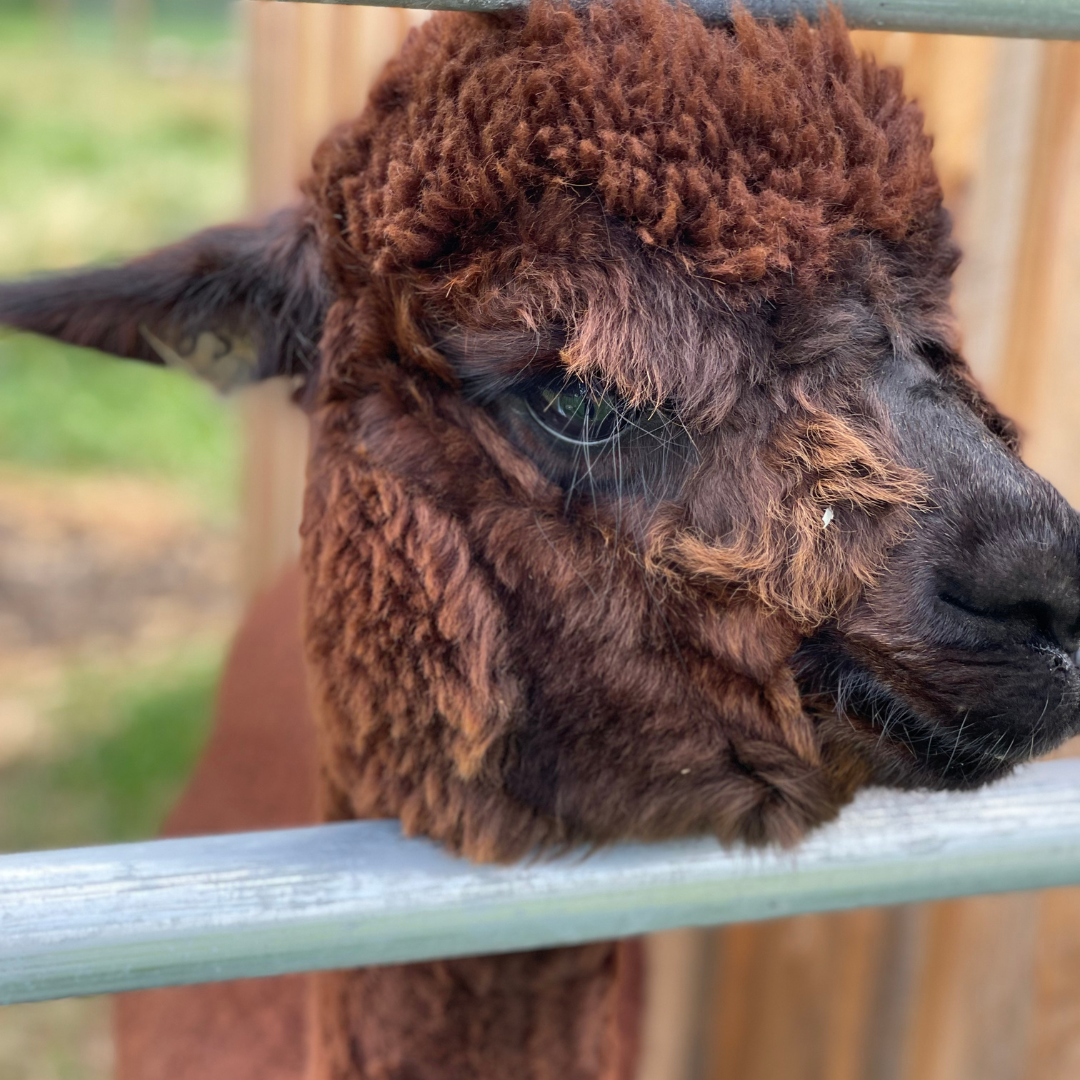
[3,2,1080,1077]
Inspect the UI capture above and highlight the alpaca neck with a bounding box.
[310,941,643,1080]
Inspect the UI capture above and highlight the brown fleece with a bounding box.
[312,1,939,293]
[313,942,643,1080]
[294,6,967,1074]
[113,569,640,1080]
[115,568,315,1080]
[301,0,951,865]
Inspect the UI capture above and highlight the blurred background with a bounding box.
[0,2,1078,1079]
[0,1,243,1074]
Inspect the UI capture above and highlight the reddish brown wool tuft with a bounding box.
[311,0,942,292]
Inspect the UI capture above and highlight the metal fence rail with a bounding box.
[2,758,1078,1006]
[269,0,1080,41]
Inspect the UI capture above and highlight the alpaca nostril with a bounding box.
[937,552,1080,652]
[939,589,1080,652]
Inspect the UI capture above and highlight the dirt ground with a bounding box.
[0,467,240,1080]
[0,467,238,769]
[0,999,114,1080]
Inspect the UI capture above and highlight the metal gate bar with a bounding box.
[265,0,1080,41]
[3,758,1078,1006]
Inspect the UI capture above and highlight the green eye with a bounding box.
[525,378,623,445]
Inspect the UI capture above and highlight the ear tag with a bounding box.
[822,506,835,529]
[140,324,259,391]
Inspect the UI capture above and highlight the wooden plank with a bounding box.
[899,894,1040,1080]
[706,909,893,1080]
[636,929,714,1080]
[241,2,425,598]
[1026,887,1080,1080]
[996,42,1080,502]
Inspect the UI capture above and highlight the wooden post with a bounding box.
[995,43,1080,500]
[240,1,427,599]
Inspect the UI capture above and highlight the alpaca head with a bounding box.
[3,0,1079,860]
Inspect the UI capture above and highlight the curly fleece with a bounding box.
[303,0,953,868]
[293,37,1000,1080]
[293,5,997,1078]
[313,0,940,290]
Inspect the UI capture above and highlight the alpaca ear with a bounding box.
[0,205,329,390]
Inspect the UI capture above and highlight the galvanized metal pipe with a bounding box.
[2,758,1078,1005]
[266,0,1080,41]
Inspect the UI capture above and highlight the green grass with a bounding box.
[0,334,240,512]
[0,650,222,853]
[0,4,244,848]
[0,9,246,1070]
[0,10,244,274]
[0,5,244,511]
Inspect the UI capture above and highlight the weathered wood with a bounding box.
[1,760,1078,1007]
[1026,885,1080,1080]
[996,41,1080,503]
[706,907,896,1080]
[637,929,715,1080]
[240,2,427,598]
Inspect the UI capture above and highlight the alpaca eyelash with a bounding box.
[519,375,637,448]
[490,374,697,504]
[447,339,697,501]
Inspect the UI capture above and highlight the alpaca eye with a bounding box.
[523,378,623,446]
[466,360,696,499]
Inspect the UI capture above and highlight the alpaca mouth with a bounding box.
[793,637,1074,790]
[808,661,1022,789]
